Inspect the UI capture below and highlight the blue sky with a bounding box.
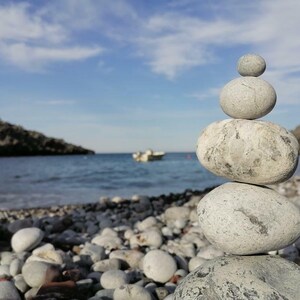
[0,0,299,153]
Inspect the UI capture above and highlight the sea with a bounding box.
[0,153,299,210]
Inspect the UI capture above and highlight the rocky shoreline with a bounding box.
[0,120,94,156]
[0,177,299,299]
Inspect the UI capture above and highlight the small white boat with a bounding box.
[133,149,165,162]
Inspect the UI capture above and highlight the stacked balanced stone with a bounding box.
[174,54,300,299]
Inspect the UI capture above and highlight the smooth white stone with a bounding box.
[220,77,276,119]
[188,257,207,272]
[114,284,153,300]
[9,258,23,276]
[143,250,177,283]
[91,235,122,250]
[0,280,21,300]
[0,265,10,276]
[174,256,300,300]
[13,274,29,293]
[136,216,157,231]
[197,182,300,255]
[237,53,266,76]
[164,207,190,228]
[1,251,16,265]
[100,269,129,289]
[130,229,163,248]
[197,119,299,185]
[11,228,44,253]
[32,243,55,254]
[92,258,122,272]
[22,261,60,288]
[197,245,224,260]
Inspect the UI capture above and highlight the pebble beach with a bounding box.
[0,176,299,300]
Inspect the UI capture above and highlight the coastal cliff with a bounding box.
[0,120,95,156]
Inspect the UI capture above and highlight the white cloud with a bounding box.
[0,42,103,71]
[0,2,104,71]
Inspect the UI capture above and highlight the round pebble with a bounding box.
[237,53,266,76]
[197,182,300,255]
[22,261,60,288]
[197,119,299,185]
[143,250,177,283]
[11,228,44,253]
[174,255,300,299]
[220,77,276,119]
[100,269,129,289]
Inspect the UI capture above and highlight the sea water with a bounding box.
[0,153,299,209]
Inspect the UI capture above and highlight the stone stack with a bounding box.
[174,54,300,299]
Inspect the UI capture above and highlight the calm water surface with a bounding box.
[0,153,299,209]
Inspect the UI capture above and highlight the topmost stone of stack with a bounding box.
[237,54,266,77]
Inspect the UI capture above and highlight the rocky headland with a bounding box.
[0,120,95,156]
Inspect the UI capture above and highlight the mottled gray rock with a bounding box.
[11,228,44,253]
[114,284,153,300]
[94,288,114,299]
[198,182,300,255]
[0,280,21,300]
[174,255,300,300]
[237,53,266,77]
[143,250,177,283]
[80,243,106,264]
[220,77,276,119]
[197,119,299,185]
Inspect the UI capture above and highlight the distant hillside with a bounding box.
[292,125,300,151]
[0,120,95,156]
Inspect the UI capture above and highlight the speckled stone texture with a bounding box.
[197,119,299,185]
[237,54,266,77]
[174,255,300,300]
[220,77,276,119]
[197,182,300,255]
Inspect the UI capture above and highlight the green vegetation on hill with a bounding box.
[0,120,95,156]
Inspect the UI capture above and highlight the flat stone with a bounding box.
[143,250,177,283]
[197,182,300,255]
[174,255,300,300]
[237,53,266,76]
[220,77,276,119]
[0,280,21,300]
[197,119,299,185]
[11,227,44,253]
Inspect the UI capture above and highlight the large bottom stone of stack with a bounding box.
[174,255,300,300]
[197,182,300,255]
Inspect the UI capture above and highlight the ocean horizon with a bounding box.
[0,152,299,210]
